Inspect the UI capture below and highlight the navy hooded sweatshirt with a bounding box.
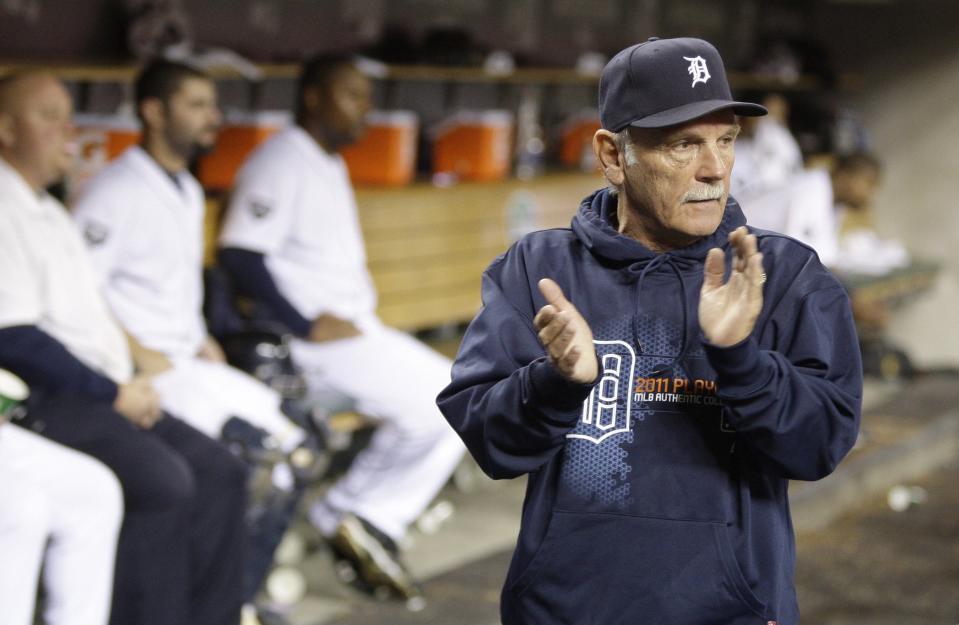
[437,188,862,625]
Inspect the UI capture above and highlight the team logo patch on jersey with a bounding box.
[82,220,109,246]
[249,199,273,219]
[684,55,710,87]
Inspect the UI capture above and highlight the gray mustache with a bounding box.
[682,183,724,202]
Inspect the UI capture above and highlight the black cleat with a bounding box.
[328,514,424,604]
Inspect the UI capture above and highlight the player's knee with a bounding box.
[147,456,198,512]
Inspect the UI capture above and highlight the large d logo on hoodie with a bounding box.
[569,340,636,445]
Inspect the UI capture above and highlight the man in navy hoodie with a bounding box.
[438,37,862,625]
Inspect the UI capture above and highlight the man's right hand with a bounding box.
[113,375,163,429]
[309,314,362,343]
[126,335,172,376]
[534,278,598,384]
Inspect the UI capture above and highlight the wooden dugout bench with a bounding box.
[205,171,604,333]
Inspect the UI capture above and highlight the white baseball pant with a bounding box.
[293,322,465,541]
[152,357,304,451]
[0,423,123,625]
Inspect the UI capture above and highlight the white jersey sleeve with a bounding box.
[0,210,43,328]
[219,151,298,255]
[71,182,136,288]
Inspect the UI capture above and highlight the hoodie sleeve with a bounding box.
[703,284,862,481]
[437,254,596,480]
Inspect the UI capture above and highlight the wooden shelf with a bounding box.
[0,62,142,82]
[0,59,830,91]
[382,64,598,85]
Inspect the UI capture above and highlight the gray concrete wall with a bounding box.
[845,30,959,367]
[806,0,958,367]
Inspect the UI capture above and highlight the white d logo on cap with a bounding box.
[684,56,710,87]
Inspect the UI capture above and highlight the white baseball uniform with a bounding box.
[0,155,246,625]
[730,115,803,200]
[0,422,122,625]
[221,126,464,540]
[72,146,301,448]
[737,167,839,266]
[0,158,133,384]
[0,162,124,623]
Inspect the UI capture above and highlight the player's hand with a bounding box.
[699,226,765,347]
[132,344,172,376]
[309,314,362,343]
[534,278,598,384]
[197,335,226,363]
[114,375,163,429]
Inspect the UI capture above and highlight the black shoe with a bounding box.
[221,417,285,465]
[328,514,423,603]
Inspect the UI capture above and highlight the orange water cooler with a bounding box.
[341,110,419,187]
[558,110,602,172]
[432,111,514,182]
[198,111,291,191]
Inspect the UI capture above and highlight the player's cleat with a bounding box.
[328,514,423,602]
[221,417,285,466]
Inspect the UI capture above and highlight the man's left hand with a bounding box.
[534,278,599,384]
[197,335,227,363]
[699,226,765,347]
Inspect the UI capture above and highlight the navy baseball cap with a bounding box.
[599,37,767,131]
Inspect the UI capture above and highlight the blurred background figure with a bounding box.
[731,92,804,202]
[219,53,464,606]
[70,58,322,618]
[0,71,247,625]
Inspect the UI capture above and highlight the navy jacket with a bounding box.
[437,188,862,625]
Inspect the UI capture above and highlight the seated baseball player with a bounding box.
[218,53,464,602]
[71,61,326,615]
[0,71,246,625]
[72,60,305,453]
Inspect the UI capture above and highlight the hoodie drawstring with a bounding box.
[631,254,692,377]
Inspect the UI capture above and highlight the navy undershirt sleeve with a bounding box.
[217,247,312,337]
[0,325,119,403]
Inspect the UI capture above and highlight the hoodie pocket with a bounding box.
[509,510,766,625]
